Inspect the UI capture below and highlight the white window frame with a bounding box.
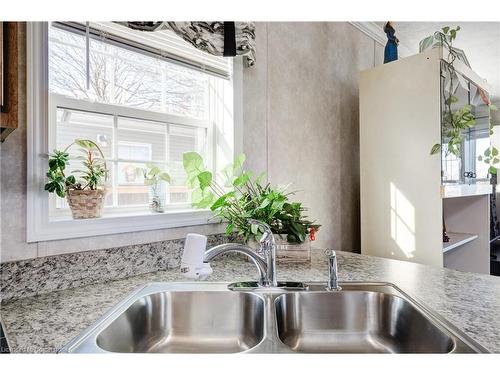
[47,93,209,218]
[27,22,243,242]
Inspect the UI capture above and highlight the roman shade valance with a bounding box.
[120,22,256,67]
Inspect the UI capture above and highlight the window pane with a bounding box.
[162,62,208,119]
[55,108,114,159]
[49,27,88,99]
[475,137,490,179]
[117,117,166,162]
[167,125,207,204]
[169,124,206,161]
[442,143,461,183]
[117,162,167,207]
[49,24,209,119]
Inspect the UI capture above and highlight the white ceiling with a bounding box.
[378,22,500,101]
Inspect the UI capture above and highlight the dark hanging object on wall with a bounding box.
[383,22,399,64]
[223,22,236,57]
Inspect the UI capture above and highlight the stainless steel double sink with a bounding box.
[60,282,487,353]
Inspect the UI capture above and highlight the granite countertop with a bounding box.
[1,250,500,353]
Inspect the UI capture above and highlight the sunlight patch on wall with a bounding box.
[390,182,416,258]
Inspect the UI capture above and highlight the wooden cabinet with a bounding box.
[0,22,19,141]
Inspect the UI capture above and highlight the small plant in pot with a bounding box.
[45,139,108,219]
[136,163,171,213]
[182,152,320,262]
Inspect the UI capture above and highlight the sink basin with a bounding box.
[60,282,486,353]
[96,291,264,353]
[275,291,456,353]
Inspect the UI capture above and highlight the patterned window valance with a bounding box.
[120,22,256,67]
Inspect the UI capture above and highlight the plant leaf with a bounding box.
[191,188,203,205]
[233,153,246,172]
[225,223,234,236]
[197,171,213,190]
[430,144,441,155]
[251,223,259,235]
[211,194,228,211]
[183,152,205,174]
[258,198,270,210]
[159,172,171,183]
[255,171,267,184]
[196,190,215,209]
[233,171,250,187]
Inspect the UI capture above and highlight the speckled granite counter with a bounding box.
[1,250,500,353]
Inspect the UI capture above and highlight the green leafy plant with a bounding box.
[44,139,108,198]
[136,163,171,190]
[477,103,499,175]
[429,26,477,158]
[182,152,320,243]
[428,26,499,175]
[136,163,172,212]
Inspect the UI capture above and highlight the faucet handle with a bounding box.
[248,220,274,245]
[324,249,337,257]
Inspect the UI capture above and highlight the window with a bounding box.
[471,134,491,181]
[442,143,462,183]
[27,22,242,241]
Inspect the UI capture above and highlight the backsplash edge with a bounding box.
[0,233,231,301]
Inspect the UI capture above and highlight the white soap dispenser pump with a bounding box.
[180,233,213,280]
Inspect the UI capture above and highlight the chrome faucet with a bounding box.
[326,249,342,291]
[204,220,278,288]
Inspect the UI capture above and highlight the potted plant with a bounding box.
[182,152,320,262]
[136,163,171,213]
[45,139,108,219]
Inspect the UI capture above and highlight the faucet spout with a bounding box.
[203,220,278,288]
[204,243,269,286]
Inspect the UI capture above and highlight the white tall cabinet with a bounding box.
[359,48,492,273]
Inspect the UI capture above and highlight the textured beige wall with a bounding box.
[1,22,382,262]
[243,22,382,251]
[0,24,38,262]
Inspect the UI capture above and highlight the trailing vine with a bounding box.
[429,26,498,175]
[430,26,476,158]
[478,101,499,176]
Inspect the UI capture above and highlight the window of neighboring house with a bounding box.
[27,22,241,241]
[472,135,490,181]
[442,143,462,183]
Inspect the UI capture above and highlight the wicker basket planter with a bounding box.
[66,188,106,219]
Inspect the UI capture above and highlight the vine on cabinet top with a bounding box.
[428,26,498,175]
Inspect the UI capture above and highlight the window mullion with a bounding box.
[209,76,217,184]
[165,123,171,206]
[112,115,119,208]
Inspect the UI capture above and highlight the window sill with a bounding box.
[28,208,214,243]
